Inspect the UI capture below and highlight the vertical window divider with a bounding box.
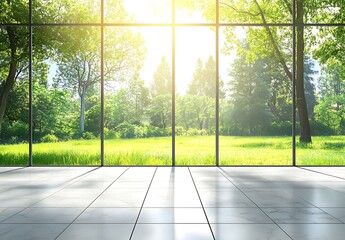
[101,0,105,166]
[292,0,296,166]
[216,0,220,166]
[172,0,176,166]
[29,0,33,166]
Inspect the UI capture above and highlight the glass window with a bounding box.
[297,26,345,165]
[219,0,292,24]
[305,2,344,24]
[104,27,172,165]
[0,0,29,24]
[175,27,216,165]
[33,0,100,23]
[175,0,216,23]
[105,0,172,23]
[32,27,101,165]
[219,26,292,165]
[0,26,29,166]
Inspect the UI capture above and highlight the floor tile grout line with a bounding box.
[297,167,345,181]
[2,222,345,225]
[54,167,130,240]
[0,167,102,224]
[128,167,158,240]
[216,167,294,240]
[0,167,28,175]
[188,167,216,240]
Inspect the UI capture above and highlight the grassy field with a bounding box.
[0,136,345,165]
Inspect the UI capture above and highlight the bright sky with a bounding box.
[47,1,236,94]
[124,0,222,95]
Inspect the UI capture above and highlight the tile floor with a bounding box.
[0,166,344,240]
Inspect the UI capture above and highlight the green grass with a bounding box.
[0,136,345,166]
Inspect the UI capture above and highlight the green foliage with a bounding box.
[0,120,28,143]
[116,122,136,139]
[104,128,117,140]
[81,132,96,140]
[148,94,172,129]
[41,134,59,143]
[226,53,274,134]
[152,56,172,96]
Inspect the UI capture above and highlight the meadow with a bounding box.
[0,136,345,166]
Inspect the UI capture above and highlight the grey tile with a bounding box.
[296,189,345,207]
[321,208,345,223]
[199,190,256,207]
[4,208,84,224]
[0,208,23,222]
[0,224,67,240]
[91,189,146,207]
[194,181,237,189]
[280,224,345,240]
[57,224,133,240]
[205,207,273,223]
[211,224,291,240]
[32,196,95,208]
[110,181,150,189]
[0,198,40,208]
[144,188,201,207]
[263,208,341,223]
[132,224,214,240]
[244,190,313,207]
[138,208,207,223]
[76,208,140,223]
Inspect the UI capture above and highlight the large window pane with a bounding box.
[0,0,28,24]
[219,0,292,24]
[104,27,172,165]
[175,27,216,165]
[305,2,344,24]
[297,27,345,165]
[175,0,216,23]
[33,27,101,165]
[219,27,292,165]
[105,0,171,23]
[0,27,29,166]
[33,0,100,23]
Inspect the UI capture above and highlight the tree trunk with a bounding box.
[296,0,312,143]
[80,93,85,132]
[252,0,312,142]
[0,26,17,134]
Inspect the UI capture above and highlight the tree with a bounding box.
[147,95,172,129]
[53,7,145,132]
[0,0,79,135]
[227,52,273,134]
[304,56,317,118]
[177,95,214,130]
[151,56,172,96]
[314,61,345,134]
[187,56,223,98]
[54,27,101,132]
[182,0,313,142]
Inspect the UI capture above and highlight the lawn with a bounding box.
[0,136,345,165]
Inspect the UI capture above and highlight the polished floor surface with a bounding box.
[0,167,344,240]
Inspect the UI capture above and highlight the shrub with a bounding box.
[41,134,59,143]
[134,125,146,138]
[82,132,96,140]
[175,126,185,136]
[186,128,207,136]
[116,122,136,138]
[104,128,117,139]
[146,126,169,137]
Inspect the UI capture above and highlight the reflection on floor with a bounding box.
[0,166,344,240]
